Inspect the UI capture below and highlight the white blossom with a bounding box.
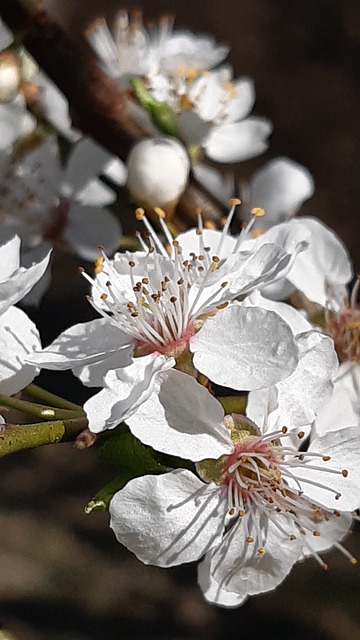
[0,235,50,392]
[27,206,311,446]
[126,137,190,209]
[109,358,358,606]
[86,11,229,84]
[0,135,124,260]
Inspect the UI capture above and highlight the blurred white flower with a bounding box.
[246,157,315,229]
[176,67,272,163]
[0,235,50,393]
[0,94,35,154]
[0,135,124,260]
[126,137,190,210]
[86,11,229,84]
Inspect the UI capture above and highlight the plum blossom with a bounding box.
[259,217,353,307]
[175,67,272,164]
[27,205,311,445]
[0,235,50,393]
[0,135,124,260]
[85,11,229,85]
[314,279,360,438]
[244,157,314,230]
[109,338,358,607]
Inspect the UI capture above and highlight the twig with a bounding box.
[0,416,88,457]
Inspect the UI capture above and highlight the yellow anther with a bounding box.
[229,198,241,206]
[180,94,193,110]
[252,229,265,238]
[246,537,254,543]
[223,79,238,97]
[350,557,358,565]
[204,220,216,230]
[250,207,265,217]
[94,256,104,274]
[257,548,266,556]
[100,293,108,300]
[154,207,166,219]
[135,207,145,220]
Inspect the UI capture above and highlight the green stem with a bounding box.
[0,394,80,420]
[24,383,83,412]
[218,395,247,415]
[0,416,88,457]
[85,471,135,513]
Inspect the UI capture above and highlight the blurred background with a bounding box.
[1,1,360,638]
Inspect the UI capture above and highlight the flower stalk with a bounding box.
[0,416,88,457]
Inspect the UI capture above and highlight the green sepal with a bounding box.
[130,76,179,137]
[84,471,135,513]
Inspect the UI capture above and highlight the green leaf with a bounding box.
[97,426,165,474]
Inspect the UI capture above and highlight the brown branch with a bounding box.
[1,0,142,158]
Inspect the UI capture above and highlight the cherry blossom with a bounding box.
[109,344,358,607]
[0,135,124,260]
[86,11,229,85]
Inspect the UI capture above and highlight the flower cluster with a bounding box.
[0,7,359,615]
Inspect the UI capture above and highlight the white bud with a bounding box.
[0,51,20,103]
[126,137,190,210]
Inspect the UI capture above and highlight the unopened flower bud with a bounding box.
[0,50,20,102]
[126,137,190,211]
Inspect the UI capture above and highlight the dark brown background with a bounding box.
[1,1,360,638]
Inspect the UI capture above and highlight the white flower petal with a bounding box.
[0,306,41,394]
[27,319,132,370]
[191,305,298,391]
[243,291,312,335]
[0,247,51,315]
[292,427,360,511]
[65,204,122,261]
[192,162,233,207]
[75,179,116,207]
[274,330,338,429]
[209,512,302,597]
[204,117,272,163]
[224,77,256,123]
[0,235,20,281]
[249,157,314,227]
[198,554,247,608]
[110,470,227,567]
[64,138,115,194]
[85,354,175,433]
[302,511,352,556]
[126,368,233,460]
[313,363,360,438]
[284,217,353,307]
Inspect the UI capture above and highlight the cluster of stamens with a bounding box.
[201,419,356,568]
[327,278,360,363]
[82,200,256,358]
